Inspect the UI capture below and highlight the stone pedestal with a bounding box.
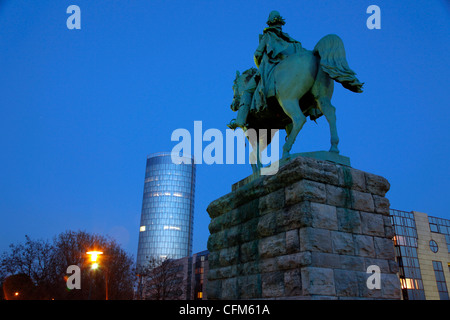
[206,155,401,300]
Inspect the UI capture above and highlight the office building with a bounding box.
[390,209,450,300]
[136,152,196,268]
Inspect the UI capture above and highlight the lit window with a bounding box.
[140,226,146,232]
[164,225,181,231]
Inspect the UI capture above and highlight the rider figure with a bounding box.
[229,11,302,130]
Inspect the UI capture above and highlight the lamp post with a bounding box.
[86,251,108,300]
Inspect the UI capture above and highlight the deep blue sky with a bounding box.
[0,1,449,258]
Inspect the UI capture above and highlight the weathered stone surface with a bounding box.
[374,237,396,260]
[259,189,285,214]
[258,233,286,259]
[261,272,285,297]
[299,227,332,253]
[338,166,366,192]
[311,252,340,269]
[238,275,261,299]
[206,155,400,300]
[221,277,238,299]
[301,267,336,296]
[326,184,351,207]
[285,229,300,253]
[373,195,390,215]
[365,172,390,196]
[285,180,326,205]
[277,251,311,270]
[339,255,364,272]
[336,208,361,234]
[331,231,355,255]
[381,273,402,299]
[334,269,359,297]
[310,202,338,230]
[353,234,375,257]
[351,190,375,212]
[240,240,259,263]
[284,269,302,296]
[360,211,385,237]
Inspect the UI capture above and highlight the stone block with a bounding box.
[238,275,261,299]
[222,277,238,299]
[365,173,390,196]
[334,269,359,297]
[258,233,286,259]
[277,202,310,231]
[219,245,239,267]
[357,271,381,299]
[259,257,278,273]
[380,273,401,299]
[261,271,285,298]
[259,189,285,214]
[331,231,355,255]
[374,237,396,260]
[299,227,332,253]
[301,267,336,296]
[276,251,311,270]
[337,208,362,234]
[351,190,375,212]
[240,240,259,263]
[206,279,222,300]
[239,261,260,276]
[285,229,300,253]
[339,255,364,271]
[373,195,390,215]
[383,216,395,239]
[363,258,390,273]
[326,184,351,207]
[282,201,311,230]
[338,166,366,192]
[360,211,385,237]
[285,180,326,206]
[310,202,338,230]
[310,252,340,269]
[353,234,375,257]
[256,211,277,238]
[284,269,302,296]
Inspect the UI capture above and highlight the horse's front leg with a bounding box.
[246,129,260,174]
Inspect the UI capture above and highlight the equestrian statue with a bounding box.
[228,11,364,173]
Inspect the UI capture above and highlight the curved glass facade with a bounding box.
[136,152,196,268]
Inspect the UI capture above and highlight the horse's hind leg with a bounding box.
[279,99,307,158]
[317,97,339,153]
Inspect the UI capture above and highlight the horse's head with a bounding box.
[231,68,257,112]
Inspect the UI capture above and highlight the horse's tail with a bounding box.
[313,34,364,93]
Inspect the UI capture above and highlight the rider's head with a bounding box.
[266,11,285,27]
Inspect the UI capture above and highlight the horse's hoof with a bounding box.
[329,146,340,154]
[282,151,290,159]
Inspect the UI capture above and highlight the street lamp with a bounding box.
[86,251,103,267]
[86,250,108,300]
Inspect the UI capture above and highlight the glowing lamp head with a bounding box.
[86,251,103,262]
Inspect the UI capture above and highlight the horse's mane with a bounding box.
[241,67,257,83]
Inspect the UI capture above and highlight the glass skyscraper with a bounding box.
[136,152,196,268]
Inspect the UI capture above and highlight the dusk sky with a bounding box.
[0,1,449,259]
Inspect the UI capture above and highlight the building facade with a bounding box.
[390,209,450,300]
[172,250,209,300]
[136,152,196,268]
